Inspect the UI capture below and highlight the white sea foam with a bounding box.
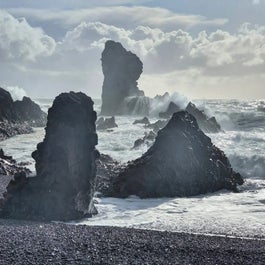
[6,86,27,101]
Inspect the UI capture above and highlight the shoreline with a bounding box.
[0,219,264,264]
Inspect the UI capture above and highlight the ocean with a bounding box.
[1,98,265,238]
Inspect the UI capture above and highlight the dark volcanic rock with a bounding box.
[0,87,47,140]
[0,149,31,176]
[133,131,156,149]
[133,117,150,125]
[147,119,168,133]
[0,92,98,221]
[95,154,124,197]
[112,111,243,198]
[14,96,47,127]
[100,40,144,115]
[97,116,118,130]
[0,121,33,141]
[186,102,221,133]
[159,101,181,119]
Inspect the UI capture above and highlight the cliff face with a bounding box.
[0,92,98,221]
[112,111,243,198]
[101,40,144,115]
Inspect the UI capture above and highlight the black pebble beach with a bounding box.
[0,219,264,265]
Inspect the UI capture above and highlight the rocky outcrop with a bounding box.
[97,116,118,130]
[147,119,168,133]
[159,102,181,119]
[0,149,31,176]
[100,40,144,115]
[0,92,98,221]
[133,131,156,149]
[186,102,221,133]
[13,96,47,127]
[112,111,243,198]
[133,117,150,126]
[0,87,47,140]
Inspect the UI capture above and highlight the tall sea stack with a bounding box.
[0,92,98,221]
[101,40,144,115]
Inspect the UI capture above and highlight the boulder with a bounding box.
[97,116,118,130]
[159,102,181,119]
[0,92,98,221]
[133,117,150,125]
[100,40,144,115]
[112,111,244,198]
[185,102,221,133]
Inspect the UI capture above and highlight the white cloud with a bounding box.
[8,6,228,33]
[0,10,56,62]
[1,10,265,100]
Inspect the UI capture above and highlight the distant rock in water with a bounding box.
[100,40,145,115]
[133,117,150,125]
[147,119,168,133]
[133,131,156,149]
[112,111,243,198]
[97,116,118,130]
[0,92,98,221]
[159,102,181,119]
[186,102,221,133]
[0,87,47,140]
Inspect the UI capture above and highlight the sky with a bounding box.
[0,0,265,100]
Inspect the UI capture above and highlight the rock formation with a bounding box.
[111,111,243,198]
[133,117,150,126]
[186,102,221,133]
[0,92,98,221]
[96,116,118,130]
[159,102,181,119]
[0,149,31,176]
[133,131,156,149]
[13,96,47,127]
[0,87,47,140]
[100,40,145,115]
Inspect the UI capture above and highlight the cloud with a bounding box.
[0,10,56,62]
[8,6,228,34]
[1,10,265,100]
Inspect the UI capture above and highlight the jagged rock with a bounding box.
[133,117,150,125]
[0,121,33,141]
[95,154,123,197]
[97,116,118,130]
[147,119,168,133]
[133,131,156,149]
[0,149,31,176]
[186,102,221,133]
[111,111,244,198]
[0,87,47,140]
[159,102,181,119]
[100,40,144,115]
[0,92,98,221]
[13,96,47,127]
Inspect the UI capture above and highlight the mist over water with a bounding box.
[1,97,265,237]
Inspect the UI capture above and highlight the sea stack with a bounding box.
[0,92,98,221]
[100,40,144,115]
[112,111,243,198]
